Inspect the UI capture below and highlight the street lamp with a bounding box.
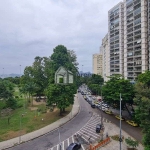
[58,124,62,150]
[19,65,21,77]
[119,93,122,150]
[3,68,4,78]
[100,84,103,127]
[19,113,24,144]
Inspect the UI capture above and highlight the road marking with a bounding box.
[77,131,95,141]
[80,128,99,138]
[67,138,69,146]
[62,141,64,150]
[81,145,85,150]
[72,135,74,143]
[57,145,59,150]
[77,132,89,142]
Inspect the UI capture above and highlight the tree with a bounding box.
[134,71,150,149]
[102,75,134,115]
[46,84,76,115]
[46,45,78,115]
[125,137,139,150]
[0,80,14,100]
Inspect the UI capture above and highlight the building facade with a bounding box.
[101,34,109,81]
[108,2,124,77]
[103,0,150,81]
[124,0,149,81]
[92,53,103,76]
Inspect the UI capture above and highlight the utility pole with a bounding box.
[58,126,61,150]
[119,93,122,150]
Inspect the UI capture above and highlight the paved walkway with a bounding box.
[0,94,144,150]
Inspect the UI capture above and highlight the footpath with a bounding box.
[0,94,144,150]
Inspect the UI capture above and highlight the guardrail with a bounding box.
[89,137,111,150]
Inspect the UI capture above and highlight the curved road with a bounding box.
[9,93,143,150]
[9,93,92,150]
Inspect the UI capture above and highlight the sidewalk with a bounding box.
[0,95,80,150]
[100,122,144,150]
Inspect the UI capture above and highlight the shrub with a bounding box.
[6,97,17,109]
[111,135,124,141]
[125,137,139,150]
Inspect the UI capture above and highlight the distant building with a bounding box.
[92,53,103,76]
[101,34,109,81]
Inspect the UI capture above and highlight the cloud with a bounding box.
[0,0,121,74]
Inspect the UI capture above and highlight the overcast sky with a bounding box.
[0,0,121,74]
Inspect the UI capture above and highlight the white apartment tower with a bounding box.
[124,0,149,80]
[92,53,103,76]
[108,2,124,77]
[102,34,109,81]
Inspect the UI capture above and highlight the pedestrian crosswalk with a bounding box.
[48,113,111,150]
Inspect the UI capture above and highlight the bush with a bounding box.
[15,96,19,99]
[111,135,124,141]
[6,97,17,109]
[125,137,139,150]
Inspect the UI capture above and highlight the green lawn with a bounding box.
[0,105,72,141]
[0,85,72,141]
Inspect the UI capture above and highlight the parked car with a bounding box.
[66,143,81,150]
[96,124,102,133]
[105,110,113,115]
[115,115,125,121]
[91,103,95,108]
[126,120,138,127]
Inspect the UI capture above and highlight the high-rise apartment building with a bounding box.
[101,34,109,81]
[108,2,124,76]
[148,0,150,69]
[92,53,103,76]
[124,0,149,80]
[104,0,149,81]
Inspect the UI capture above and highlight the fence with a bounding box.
[89,137,111,150]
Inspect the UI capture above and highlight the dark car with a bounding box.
[66,143,81,150]
[96,124,102,133]
[91,104,95,108]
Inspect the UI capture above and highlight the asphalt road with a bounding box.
[93,104,143,143]
[8,93,92,150]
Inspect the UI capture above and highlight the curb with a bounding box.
[0,95,80,150]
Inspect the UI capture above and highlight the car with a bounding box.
[115,115,125,121]
[96,124,102,133]
[105,110,113,114]
[91,104,95,108]
[66,143,81,150]
[126,120,138,127]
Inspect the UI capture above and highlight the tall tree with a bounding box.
[102,75,135,115]
[134,71,150,149]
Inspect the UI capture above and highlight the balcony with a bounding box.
[127,58,133,62]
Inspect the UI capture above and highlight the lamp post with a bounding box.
[20,65,21,77]
[3,68,4,78]
[100,85,103,127]
[19,114,24,144]
[119,93,122,150]
[82,65,83,73]
[58,125,61,150]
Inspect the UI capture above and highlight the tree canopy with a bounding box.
[134,71,150,149]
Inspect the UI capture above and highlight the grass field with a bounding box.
[0,86,72,142]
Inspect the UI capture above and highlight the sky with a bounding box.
[0,0,121,75]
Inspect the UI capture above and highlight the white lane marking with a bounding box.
[62,141,64,150]
[80,128,99,138]
[67,138,69,146]
[77,132,89,142]
[77,131,95,141]
[81,145,85,150]
[57,145,59,150]
[72,135,74,143]
[51,148,53,150]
